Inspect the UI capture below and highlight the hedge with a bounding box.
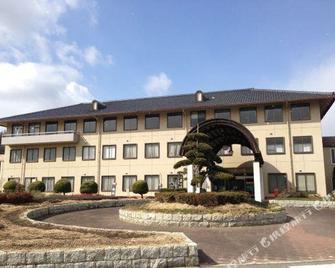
[159,188,187,193]
[3,181,24,193]
[0,192,33,204]
[155,191,250,207]
[28,181,46,192]
[80,181,98,194]
[54,179,72,195]
[132,180,149,198]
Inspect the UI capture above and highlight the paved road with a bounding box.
[45,207,335,266]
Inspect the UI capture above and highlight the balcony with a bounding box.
[2,131,80,146]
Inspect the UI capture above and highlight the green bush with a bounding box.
[3,180,24,193]
[132,180,149,198]
[155,191,250,207]
[28,181,45,192]
[54,179,72,195]
[80,181,98,194]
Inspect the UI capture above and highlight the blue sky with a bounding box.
[0,0,335,133]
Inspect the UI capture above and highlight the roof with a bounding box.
[323,137,335,147]
[0,88,334,125]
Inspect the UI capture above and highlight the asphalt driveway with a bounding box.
[44,207,335,266]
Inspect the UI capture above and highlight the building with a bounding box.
[0,135,4,180]
[0,88,334,198]
[323,136,335,193]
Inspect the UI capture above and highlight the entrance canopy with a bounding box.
[180,118,264,165]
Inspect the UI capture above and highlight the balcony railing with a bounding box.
[2,131,80,146]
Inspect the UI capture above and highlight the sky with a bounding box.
[0,0,335,134]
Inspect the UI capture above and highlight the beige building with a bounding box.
[0,88,334,198]
[323,137,335,193]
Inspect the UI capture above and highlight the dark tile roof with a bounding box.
[323,137,335,147]
[0,88,334,125]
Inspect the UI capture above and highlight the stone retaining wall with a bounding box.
[270,199,335,208]
[119,208,287,227]
[1,199,199,267]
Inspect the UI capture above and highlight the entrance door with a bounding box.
[332,177,335,191]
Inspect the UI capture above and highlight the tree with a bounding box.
[80,181,98,194]
[3,180,24,193]
[28,181,46,192]
[54,179,72,195]
[132,180,149,198]
[174,130,233,190]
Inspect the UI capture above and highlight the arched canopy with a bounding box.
[180,118,264,165]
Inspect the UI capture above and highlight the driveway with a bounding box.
[44,207,335,266]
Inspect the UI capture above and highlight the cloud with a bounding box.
[0,62,93,118]
[144,72,172,96]
[84,46,113,66]
[287,56,335,136]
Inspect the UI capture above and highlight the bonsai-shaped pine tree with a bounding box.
[173,130,233,190]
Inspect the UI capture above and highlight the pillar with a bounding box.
[253,161,264,202]
[187,165,194,193]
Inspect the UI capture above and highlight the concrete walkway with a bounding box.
[44,207,335,266]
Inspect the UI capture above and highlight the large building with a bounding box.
[323,136,335,193]
[0,88,334,198]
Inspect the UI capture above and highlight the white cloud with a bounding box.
[287,56,335,136]
[84,46,113,66]
[0,62,93,118]
[144,72,172,96]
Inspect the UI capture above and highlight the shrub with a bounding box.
[3,181,18,193]
[0,193,7,203]
[4,192,33,204]
[159,188,187,193]
[80,181,98,194]
[28,181,45,192]
[132,180,149,198]
[155,191,250,207]
[54,179,72,195]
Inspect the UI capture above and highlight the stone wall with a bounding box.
[270,199,335,208]
[119,208,287,227]
[2,199,199,267]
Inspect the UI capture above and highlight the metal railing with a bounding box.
[3,130,76,137]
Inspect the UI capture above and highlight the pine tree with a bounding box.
[174,129,233,190]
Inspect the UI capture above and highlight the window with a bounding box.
[10,149,22,163]
[214,109,231,120]
[145,175,160,191]
[291,103,310,121]
[167,142,182,158]
[44,148,56,162]
[240,107,257,124]
[217,146,233,156]
[62,177,74,192]
[8,177,20,183]
[122,175,137,192]
[241,146,253,155]
[24,177,36,191]
[26,148,39,163]
[145,114,160,129]
[101,176,116,192]
[145,143,159,158]
[190,111,206,127]
[331,148,335,164]
[83,119,96,133]
[12,124,23,135]
[123,144,137,159]
[28,123,40,134]
[64,120,77,132]
[167,112,183,128]
[268,174,287,193]
[42,177,55,192]
[266,137,285,155]
[168,175,183,189]
[81,176,95,185]
[103,118,117,132]
[293,136,313,154]
[63,147,76,161]
[265,105,283,122]
[124,116,138,130]
[82,146,96,160]
[296,173,316,193]
[102,145,116,160]
[45,122,58,133]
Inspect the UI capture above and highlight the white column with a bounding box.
[187,165,194,193]
[253,161,264,202]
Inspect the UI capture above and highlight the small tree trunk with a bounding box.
[141,194,143,199]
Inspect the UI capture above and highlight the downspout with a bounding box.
[95,116,102,193]
[286,102,295,190]
[21,145,26,184]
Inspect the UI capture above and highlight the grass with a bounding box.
[0,201,183,251]
[125,201,284,215]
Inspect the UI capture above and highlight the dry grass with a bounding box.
[0,202,183,251]
[126,201,283,215]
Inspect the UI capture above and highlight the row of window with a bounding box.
[11,103,311,135]
[9,136,315,163]
[12,174,182,193]
[331,148,335,164]
[269,173,316,193]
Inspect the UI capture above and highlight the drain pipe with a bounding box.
[286,102,295,190]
